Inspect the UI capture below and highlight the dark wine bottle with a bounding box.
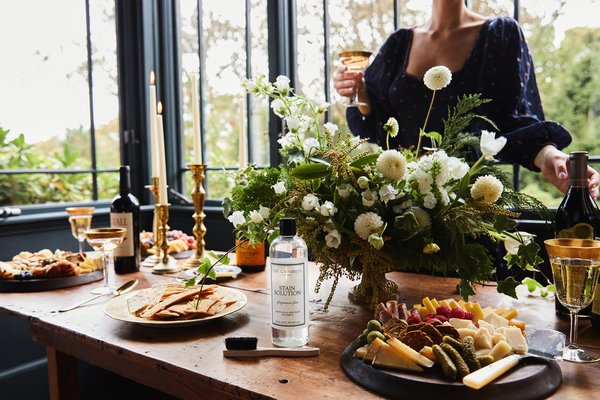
[554,151,600,318]
[110,166,140,274]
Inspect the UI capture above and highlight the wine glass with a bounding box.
[85,227,126,295]
[338,50,372,107]
[544,238,600,363]
[66,207,95,255]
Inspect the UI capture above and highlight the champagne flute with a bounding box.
[544,238,600,362]
[85,227,126,295]
[66,207,95,255]
[338,50,372,107]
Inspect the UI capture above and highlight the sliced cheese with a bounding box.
[354,345,369,359]
[503,326,528,354]
[473,327,493,350]
[430,298,441,310]
[448,318,473,329]
[463,354,520,390]
[492,332,506,346]
[481,306,495,317]
[419,346,437,363]
[483,311,509,329]
[363,338,386,363]
[422,297,437,314]
[373,343,424,372]
[477,319,495,336]
[500,307,518,320]
[449,299,461,309]
[439,299,449,307]
[488,340,513,362]
[457,328,478,340]
[471,302,485,322]
[387,338,435,368]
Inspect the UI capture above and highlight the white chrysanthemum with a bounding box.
[275,75,290,92]
[423,192,437,209]
[361,190,378,207]
[384,117,399,138]
[337,183,354,199]
[227,211,245,228]
[302,193,320,211]
[303,137,320,154]
[376,150,407,181]
[354,212,384,240]
[325,230,342,249]
[411,207,431,230]
[258,205,270,219]
[324,122,338,134]
[249,210,264,224]
[504,231,535,255]
[480,130,507,160]
[320,201,338,217]
[471,175,504,203]
[378,184,399,204]
[357,176,370,189]
[423,66,452,91]
[270,98,286,117]
[271,181,286,194]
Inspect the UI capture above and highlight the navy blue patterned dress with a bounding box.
[347,17,571,171]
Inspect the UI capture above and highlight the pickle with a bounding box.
[477,354,495,367]
[461,336,481,372]
[441,343,470,379]
[442,335,463,353]
[432,344,457,380]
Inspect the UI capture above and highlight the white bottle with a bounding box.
[269,218,309,347]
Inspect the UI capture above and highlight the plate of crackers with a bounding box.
[104,282,247,327]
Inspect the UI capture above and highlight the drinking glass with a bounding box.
[338,50,372,107]
[85,227,126,295]
[66,207,95,255]
[544,238,600,362]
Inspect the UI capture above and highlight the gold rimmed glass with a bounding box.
[85,227,126,295]
[66,207,95,255]
[338,50,372,107]
[544,238,600,363]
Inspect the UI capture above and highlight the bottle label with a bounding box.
[594,285,600,315]
[556,222,595,239]
[270,259,308,328]
[110,212,134,256]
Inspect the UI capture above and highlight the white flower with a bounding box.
[277,132,295,148]
[480,130,507,160]
[275,75,290,92]
[354,212,384,240]
[249,210,264,224]
[322,219,335,233]
[423,192,437,209]
[272,181,286,194]
[504,232,535,255]
[357,176,370,189]
[285,115,302,132]
[302,193,320,211]
[337,183,354,199]
[376,150,407,181]
[324,122,338,134]
[270,98,286,117]
[319,201,338,217]
[411,207,431,230]
[471,175,504,203]
[303,137,320,154]
[384,117,399,138]
[242,79,256,93]
[423,243,441,254]
[423,66,452,91]
[325,230,342,249]
[258,205,270,219]
[368,234,385,250]
[227,211,245,228]
[378,184,399,204]
[393,199,412,214]
[361,190,378,207]
[317,100,330,113]
[447,157,470,180]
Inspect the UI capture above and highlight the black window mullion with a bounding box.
[245,0,254,164]
[84,0,99,201]
[323,0,330,122]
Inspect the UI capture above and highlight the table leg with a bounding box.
[47,346,78,400]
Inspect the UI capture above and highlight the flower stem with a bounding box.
[416,90,436,154]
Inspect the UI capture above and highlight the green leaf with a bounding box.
[423,131,442,147]
[458,279,475,300]
[522,277,542,292]
[497,277,520,298]
[290,163,330,179]
[546,284,556,293]
[494,215,518,231]
[350,153,379,168]
[222,197,233,218]
[308,157,331,166]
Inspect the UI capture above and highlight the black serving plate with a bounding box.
[0,270,103,292]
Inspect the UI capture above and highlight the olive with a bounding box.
[367,330,386,344]
[367,319,383,332]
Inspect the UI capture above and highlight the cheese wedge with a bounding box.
[387,338,435,368]
[473,327,493,350]
[422,297,437,314]
[354,345,368,359]
[483,311,509,329]
[500,307,518,320]
[419,346,437,363]
[363,337,386,363]
[488,340,513,361]
[430,298,441,309]
[471,302,485,322]
[439,299,449,307]
[503,327,528,354]
[373,343,424,372]
[463,354,520,390]
[448,318,473,329]
[456,328,478,340]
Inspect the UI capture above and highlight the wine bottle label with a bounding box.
[110,212,134,256]
[556,222,595,239]
[270,258,308,328]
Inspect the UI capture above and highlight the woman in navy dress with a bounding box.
[334,0,599,196]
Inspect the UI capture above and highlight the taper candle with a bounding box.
[191,74,202,164]
[156,102,168,204]
[149,71,159,178]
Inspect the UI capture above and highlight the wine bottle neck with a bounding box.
[569,151,588,186]
[119,166,131,194]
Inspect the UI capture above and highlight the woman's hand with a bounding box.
[333,66,371,114]
[534,145,600,198]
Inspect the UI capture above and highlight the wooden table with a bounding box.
[1,265,599,400]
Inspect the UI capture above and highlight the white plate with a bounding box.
[104,286,247,327]
[183,264,242,280]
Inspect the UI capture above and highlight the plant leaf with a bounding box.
[290,163,330,179]
[497,277,520,298]
[350,153,379,168]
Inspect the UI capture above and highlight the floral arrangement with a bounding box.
[223,69,548,310]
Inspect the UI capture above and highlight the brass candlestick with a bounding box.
[141,177,161,268]
[185,164,207,268]
[152,203,179,274]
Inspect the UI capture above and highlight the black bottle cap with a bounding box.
[279,218,296,236]
[569,151,588,186]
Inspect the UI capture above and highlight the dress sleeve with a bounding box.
[485,18,571,171]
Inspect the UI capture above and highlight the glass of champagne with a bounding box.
[66,207,95,255]
[85,227,126,295]
[338,50,372,107]
[544,238,600,362]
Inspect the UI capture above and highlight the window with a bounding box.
[0,0,120,207]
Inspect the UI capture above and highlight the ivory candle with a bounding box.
[239,95,248,168]
[149,71,159,178]
[156,102,168,204]
[191,74,202,164]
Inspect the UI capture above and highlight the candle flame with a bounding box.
[150,70,155,85]
[157,101,163,114]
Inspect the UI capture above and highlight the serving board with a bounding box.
[341,342,562,400]
[0,270,103,293]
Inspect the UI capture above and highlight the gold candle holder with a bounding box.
[152,203,179,274]
[141,177,161,268]
[185,164,207,268]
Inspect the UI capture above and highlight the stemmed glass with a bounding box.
[66,207,95,255]
[338,50,372,107]
[544,238,600,363]
[85,227,126,295]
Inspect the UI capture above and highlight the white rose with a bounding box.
[361,190,378,207]
[227,211,245,228]
[271,181,286,194]
[302,193,320,211]
[319,201,337,216]
[325,230,342,249]
[249,210,264,224]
